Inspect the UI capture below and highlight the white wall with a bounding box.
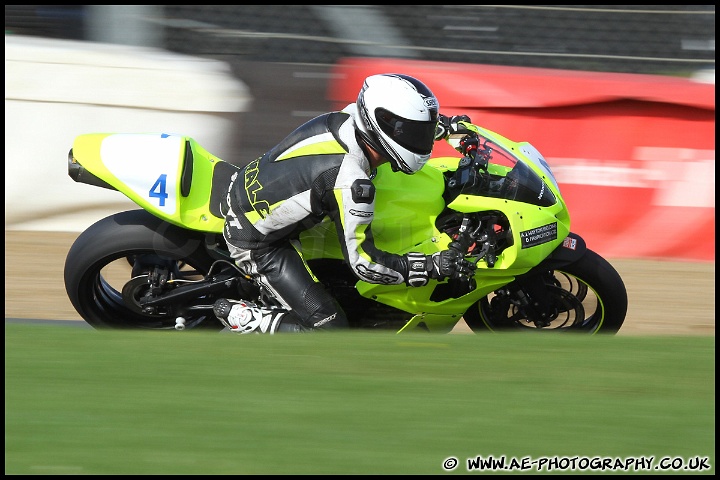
[5,34,252,231]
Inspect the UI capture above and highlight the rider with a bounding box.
[213,73,475,333]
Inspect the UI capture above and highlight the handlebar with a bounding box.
[445,133,491,192]
[448,215,500,269]
[459,133,490,171]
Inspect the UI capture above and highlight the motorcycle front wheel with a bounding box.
[464,248,628,334]
[64,209,225,330]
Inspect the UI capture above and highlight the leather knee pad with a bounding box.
[300,282,349,330]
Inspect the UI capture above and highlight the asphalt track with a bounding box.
[5,230,715,336]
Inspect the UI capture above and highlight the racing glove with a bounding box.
[458,133,480,158]
[435,114,473,141]
[405,249,476,287]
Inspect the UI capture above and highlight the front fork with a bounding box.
[493,272,557,328]
[487,233,587,328]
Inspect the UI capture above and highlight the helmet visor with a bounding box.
[375,108,437,155]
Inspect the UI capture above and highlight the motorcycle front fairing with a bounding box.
[355,125,574,320]
[438,125,571,272]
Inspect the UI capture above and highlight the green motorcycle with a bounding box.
[64,123,627,334]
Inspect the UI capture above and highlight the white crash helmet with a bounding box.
[356,73,439,175]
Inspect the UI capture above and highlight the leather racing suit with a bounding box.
[222,103,422,330]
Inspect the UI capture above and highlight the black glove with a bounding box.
[435,114,472,141]
[458,133,480,159]
[428,248,475,280]
[405,249,476,287]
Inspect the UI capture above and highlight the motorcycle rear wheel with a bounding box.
[64,209,225,330]
[464,248,627,334]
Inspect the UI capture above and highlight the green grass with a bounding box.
[5,323,715,475]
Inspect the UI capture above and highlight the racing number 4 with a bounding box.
[149,174,169,206]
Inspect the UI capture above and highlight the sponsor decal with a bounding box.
[313,313,336,328]
[562,236,577,250]
[520,222,558,248]
[356,264,399,284]
[349,209,372,218]
[244,158,270,218]
[424,97,439,109]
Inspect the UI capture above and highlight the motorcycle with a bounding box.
[64,122,628,334]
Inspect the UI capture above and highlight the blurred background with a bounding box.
[6,5,716,69]
[4,5,715,260]
[5,5,715,161]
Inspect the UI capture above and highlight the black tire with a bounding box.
[464,249,628,334]
[64,210,225,330]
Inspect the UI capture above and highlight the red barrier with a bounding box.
[328,58,715,261]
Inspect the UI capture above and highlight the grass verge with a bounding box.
[5,322,715,474]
